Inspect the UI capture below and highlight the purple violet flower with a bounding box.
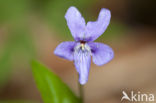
[54,6,114,85]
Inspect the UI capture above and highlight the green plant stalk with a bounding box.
[79,78,84,103]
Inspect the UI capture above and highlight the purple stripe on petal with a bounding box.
[74,48,91,85]
[85,9,111,41]
[65,6,86,41]
[54,41,76,61]
[88,42,114,66]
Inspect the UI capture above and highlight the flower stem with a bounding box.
[79,82,84,103]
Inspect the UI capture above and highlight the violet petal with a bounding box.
[54,41,76,61]
[65,6,86,41]
[74,47,91,85]
[88,42,114,66]
[85,9,111,41]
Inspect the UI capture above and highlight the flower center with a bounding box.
[80,41,86,44]
[80,41,86,51]
[74,42,91,55]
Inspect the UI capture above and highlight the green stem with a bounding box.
[79,82,84,103]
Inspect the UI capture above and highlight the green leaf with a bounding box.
[31,60,80,103]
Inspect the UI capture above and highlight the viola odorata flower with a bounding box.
[54,6,114,85]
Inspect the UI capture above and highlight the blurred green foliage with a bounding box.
[0,50,11,89]
[0,0,34,88]
[0,0,30,24]
[32,60,80,103]
[0,100,37,103]
[96,20,127,42]
[7,25,35,57]
[0,24,35,88]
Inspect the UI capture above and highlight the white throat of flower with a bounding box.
[74,43,91,56]
[74,42,92,84]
